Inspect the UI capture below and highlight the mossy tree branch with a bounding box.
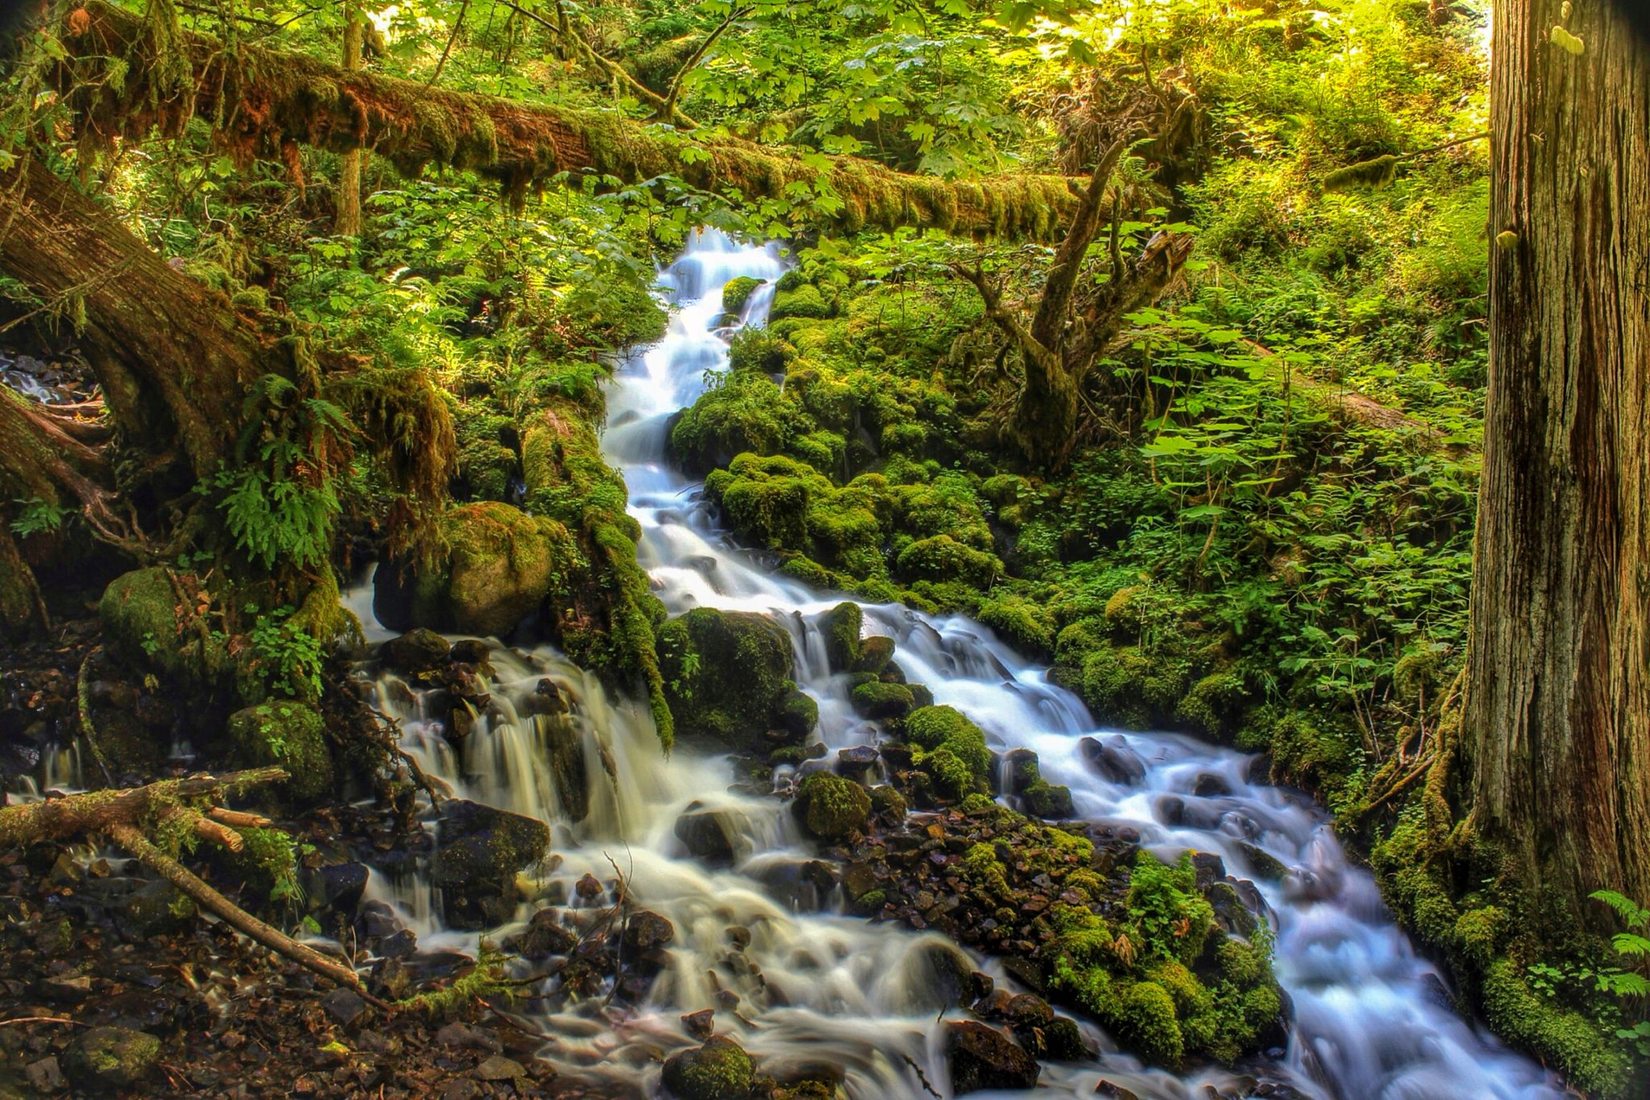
[61,0,1080,237]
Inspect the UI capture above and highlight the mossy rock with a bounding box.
[905,705,992,796]
[850,680,915,720]
[721,275,764,321]
[895,534,999,588]
[770,284,831,322]
[226,701,334,804]
[99,568,228,688]
[672,376,807,477]
[456,438,518,502]
[820,602,863,672]
[795,772,871,841]
[374,502,575,638]
[658,608,797,752]
[661,1035,755,1100]
[849,635,895,675]
[63,1026,160,1091]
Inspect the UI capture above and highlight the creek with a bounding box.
[348,231,1563,1099]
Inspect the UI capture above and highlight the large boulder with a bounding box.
[794,772,871,842]
[431,799,550,929]
[819,602,863,672]
[944,1021,1038,1095]
[658,608,811,753]
[225,701,334,804]
[374,502,576,637]
[99,568,229,687]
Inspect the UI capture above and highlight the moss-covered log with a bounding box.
[62,1,1079,238]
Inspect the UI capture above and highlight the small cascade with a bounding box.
[340,229,1564,1099]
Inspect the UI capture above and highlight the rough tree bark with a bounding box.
[1462,0,1650,916]
[337,10,363,237]
[61,1,1080,238]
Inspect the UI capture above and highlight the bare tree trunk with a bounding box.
[1463,0,1650,916]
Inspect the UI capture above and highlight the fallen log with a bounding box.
[59,1,1080,238]
[0,768,372,999]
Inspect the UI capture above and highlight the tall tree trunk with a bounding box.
[337,11,363,238]
[1463,0,1650,915]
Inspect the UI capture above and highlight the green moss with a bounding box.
[1114,981,1185,1066]
[1176,669,1247,737]
[1481,958,1631,1096]
[895,534,999,588]
[977,593,1057,658]
[850,679,916,720]
[1127,852,1217,967]
[821,601,864,672]
[440,502,575,636]
[99,567,228,687]
[225,701,334,803]
[905,705,992,796]
[797,771,871,840]
[658,608,797,751]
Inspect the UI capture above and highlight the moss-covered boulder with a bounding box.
[896,534,999,588]
[226,701,334,803]
[795,772,871,841]
[62,1026,160,1091]
[820,602,863,672]
[661,1035,755,1100]
[658,608,804,753]
[374,502,575,638]
[905,705,993,798]
[721,275,764,322]
[769,283,832,321]
[432,799,551,929]
[670,373,805,476]
[99,568,229,687]
[850,680,915,720]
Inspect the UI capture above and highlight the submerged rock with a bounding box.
[943,1021,1038,1095]
[1079,734,1146,786]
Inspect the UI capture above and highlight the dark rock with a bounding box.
[835,744,881,782]
[1190,851,1227,887]
[25,1057,66,1092]
[1236,841,1288,881]
[322,988,366,1027]
[682,1008,715,1041]
[661,1035,755,1100]
[943,1021,1038,1095]
[676,804,739,866]
[544,714,589,822]
[1094,1082,1141,1100]
[1079,735,1146,785]
[474,1055,526,1081]
[575,872,604,900]
[623,910,676,954]
[1043,1016,1090,1060]
[518,909,578,958]
[435,1023,500,1052]
[432,800,550,929]
[1193,771,1233,797]
[63,1026,160,1091]
[1002,993,1053,1028]
[38,973,93,1003]
[449,638,493,666]
[308,861,369,915]
[524,677,570,717]
[381,928,419,959]
[1002,749,1041,795]
[380,628,452,673]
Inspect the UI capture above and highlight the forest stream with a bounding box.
[340,232,1564,1100]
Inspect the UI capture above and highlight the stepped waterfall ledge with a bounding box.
[339,232,1562,1099]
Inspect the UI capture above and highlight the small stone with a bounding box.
[39,973,93,1003]
[381,927,418,959]
[436,1023,500,1053]
[473,1055,526,1081]
[322,987,366,1027]
[26,1056,66,1092]
[575,872,604,900]
[623,910,676,954]
[682,1008,715,1040]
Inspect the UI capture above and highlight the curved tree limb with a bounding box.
[657,4,751,124]
[60,1,1080,238]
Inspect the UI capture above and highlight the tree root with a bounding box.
[0,769,380,1002]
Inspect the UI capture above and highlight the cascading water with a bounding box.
[353,230,1565,1099]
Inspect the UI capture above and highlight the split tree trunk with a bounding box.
[1462,0,1650,916]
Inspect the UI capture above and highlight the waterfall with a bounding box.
[349,230,1563,1099]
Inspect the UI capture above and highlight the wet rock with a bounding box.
[623,910,676,954]
[380,628,451,673]
[1002,749,1041,795]
[820,602,863,673]
[523,677,570,717]
[1079,734,1145,786]
[943,1021,1038,1095]
[63,1026,160,1091]
[38,973,93,1003]
[835,744,881,782]
[124,878,197,937]
[449,637,493,666]
[1002,993,1053,1028]
[431,799,550,929]
[25,1057,66,1092]
[1094,1082,1141,1100]
[676,803,739,866]
[1193,771,1234,798]
[1190,851,1227,887]
[1236,841,1288,881]
[849,635,896,674]
[661,1035,754,1100]
[544,714,590,823]
[381,928,419,959]
[436,1023,501,1052]
[660,608,798,753]
[1043,1016,1090,1060]
[575,872,604,900]
[517,908,578,958]
[307,861,369,914]
[911,941,982,1012]
[682,1008,716,1041]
